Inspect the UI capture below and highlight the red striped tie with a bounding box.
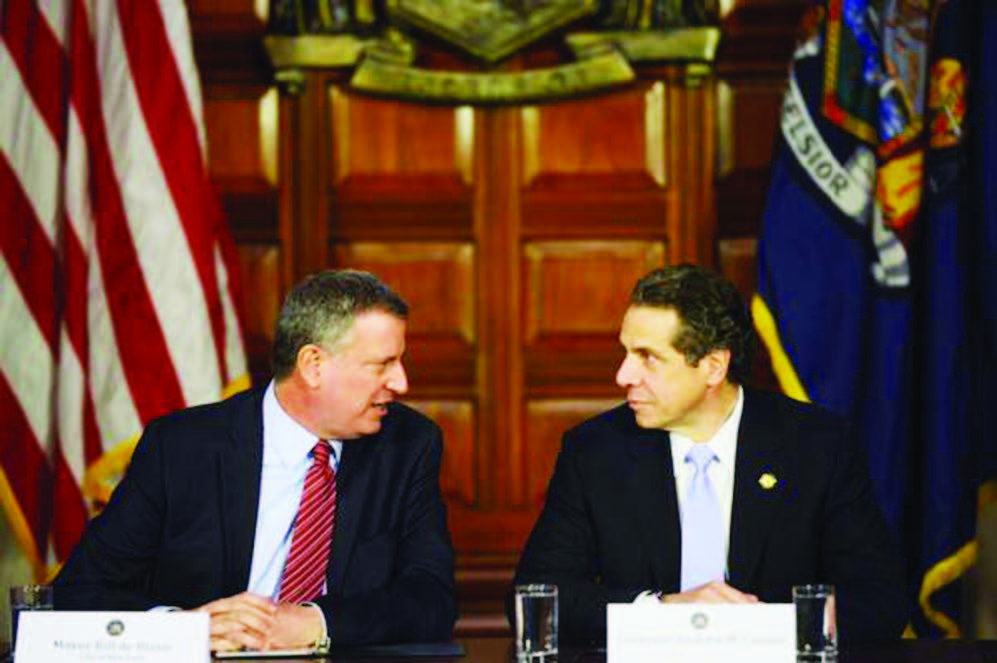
[278,440,337,603]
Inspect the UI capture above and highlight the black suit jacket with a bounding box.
[512,388,906,644]
[54,386,456,645]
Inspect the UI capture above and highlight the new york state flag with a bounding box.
[754,0,997,636]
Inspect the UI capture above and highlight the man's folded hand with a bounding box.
[264,603,325,650]
[194,591,277,652]
[661,581,760,604]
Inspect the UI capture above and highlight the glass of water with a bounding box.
[793,584,837,662]
[9,585,53,653]
[515,584,558,659]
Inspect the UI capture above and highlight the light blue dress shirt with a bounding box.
[247,381,342,599]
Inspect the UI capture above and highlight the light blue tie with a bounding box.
[680,444,725,591]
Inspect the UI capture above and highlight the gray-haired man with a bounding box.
[56,270,456,651]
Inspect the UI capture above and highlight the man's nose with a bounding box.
[616,354,637,388]
[388,361,409,395]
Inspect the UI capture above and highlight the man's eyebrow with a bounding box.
[621,342,656,358]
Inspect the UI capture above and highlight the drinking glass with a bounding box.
[9,585,53,653]
[515,584,558,659]
[793,584,837,662]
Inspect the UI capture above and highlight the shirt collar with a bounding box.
[670,385,744,468]
[262,380,326,468]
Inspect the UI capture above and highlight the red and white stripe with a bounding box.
[279,442,337,604]
[0,0,248,578]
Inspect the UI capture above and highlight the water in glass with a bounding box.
[515,584,558,659]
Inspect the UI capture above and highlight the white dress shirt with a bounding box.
[247,381,343,599]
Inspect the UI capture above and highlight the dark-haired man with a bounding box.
[55,270,456,651]
[512,264,906,645]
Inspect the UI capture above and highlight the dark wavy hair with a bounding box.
[271,270,408,380]
[630,264,755,385]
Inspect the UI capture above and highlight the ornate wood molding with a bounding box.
[263,0,720,102]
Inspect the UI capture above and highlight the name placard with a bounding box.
[607,602,795,663]
[15,611,210,663]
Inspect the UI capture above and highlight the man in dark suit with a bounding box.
[512,264,906,645]
[55,270,455,651]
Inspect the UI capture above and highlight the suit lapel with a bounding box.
[327,432,378,591]
[220,388,265,596]
[626,427,681,591]
[727,389,788,590]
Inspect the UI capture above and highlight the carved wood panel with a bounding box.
[331,94,474,186]
[331,241,476,392]
[522,240,666,398]
[407,399,477,508]
[331,242,475,342]
[522,83,666,189]
[523,240,665,341]
[525,399,619,505]
[716,78,785,240]
[329,89,474,241]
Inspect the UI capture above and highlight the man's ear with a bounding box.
[296,344,325,388]
[703,348,731,387]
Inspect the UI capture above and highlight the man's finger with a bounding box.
[197,592,276,619]
[712,582,759,603]
[209,615,270,652]
[211,609,275,638]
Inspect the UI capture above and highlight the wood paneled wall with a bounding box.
[190,0,803,634]
[715,0,805,290]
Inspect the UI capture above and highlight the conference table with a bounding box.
[280,637,993,662]
[5,637,997,662]
[243,638,997,663]
[334,638,997,663]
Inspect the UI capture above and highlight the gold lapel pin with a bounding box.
[758,473,778,490]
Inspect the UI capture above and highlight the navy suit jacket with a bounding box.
[512,388,906,644]
[54,386,456,645]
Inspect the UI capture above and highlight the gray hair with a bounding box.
[271,270,408,380]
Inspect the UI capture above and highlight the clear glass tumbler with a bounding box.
[793,584,837,662]
[515,584,558,659]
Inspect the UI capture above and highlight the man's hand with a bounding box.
[661,581,760,604]
[264,603,324,650]
[194,592,277,652]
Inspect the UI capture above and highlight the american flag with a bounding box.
[0,0,248,580]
